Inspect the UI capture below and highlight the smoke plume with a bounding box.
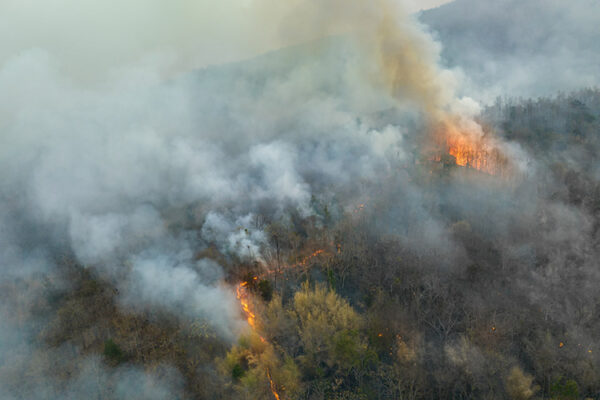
[2,0,598,398]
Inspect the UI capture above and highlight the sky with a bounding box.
[406,0,451,11]
[0,0,452,82]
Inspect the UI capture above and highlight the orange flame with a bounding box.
[448,135,484,168]
[267,368,281,400]
[236,282,256,329]
[234,246,328,399]
[431,119,510,176]
[299,249,325,266]
[263,248,328,277]
[236,282,281,399]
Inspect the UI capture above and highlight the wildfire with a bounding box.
[447,134,488,169]
[236,281,281,399]
[299,249,326,266]
[233,246,329,399]
[430,118,510,176]
[267,369,281,400]
[236,281,256,328]
[263,248,328,277]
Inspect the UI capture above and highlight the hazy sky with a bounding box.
[0,0,452,82]
[406,0,451,12]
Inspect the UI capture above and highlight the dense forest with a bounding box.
[3,88,599,399]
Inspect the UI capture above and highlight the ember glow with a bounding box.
[262,248,328,276]
[299,249,326,266]
[267,369,281,400]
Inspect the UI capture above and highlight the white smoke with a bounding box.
[0,2,430,341]
[0,0,523,397]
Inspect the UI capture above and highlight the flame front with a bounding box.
[299,249,325,266]
[433,119,510,176]
[234,248,328,399]
[267,369,281,400]
[263,248,327,276]
[236,282,256,329]
[236,280,281,399]
[447,133,488,170]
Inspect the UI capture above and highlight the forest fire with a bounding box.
[447,134,487,169]
[267,369,281,400]
[430,120,510,176]
[236,281,281,399]
[236,282,256,329]
[262,248,328,277]
[234,247,329,399]
[299,249,326,266]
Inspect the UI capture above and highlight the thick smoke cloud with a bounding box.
[0,0,459,395]
[0,353,184,400]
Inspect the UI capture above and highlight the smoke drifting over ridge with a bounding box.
[0,1,472,396]
[420,0,600,102]
[1,0,470,329]
[2,0,598,398]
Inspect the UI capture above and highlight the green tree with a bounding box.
[258,279,273,302]
[550,378,579,400]
[103,338,124,364]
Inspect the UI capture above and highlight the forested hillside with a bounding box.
[4,89,599,399]
[2,1,600,399]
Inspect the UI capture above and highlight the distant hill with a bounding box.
[419,0,600,101]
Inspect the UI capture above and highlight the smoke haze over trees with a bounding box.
[1,0,600,399]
